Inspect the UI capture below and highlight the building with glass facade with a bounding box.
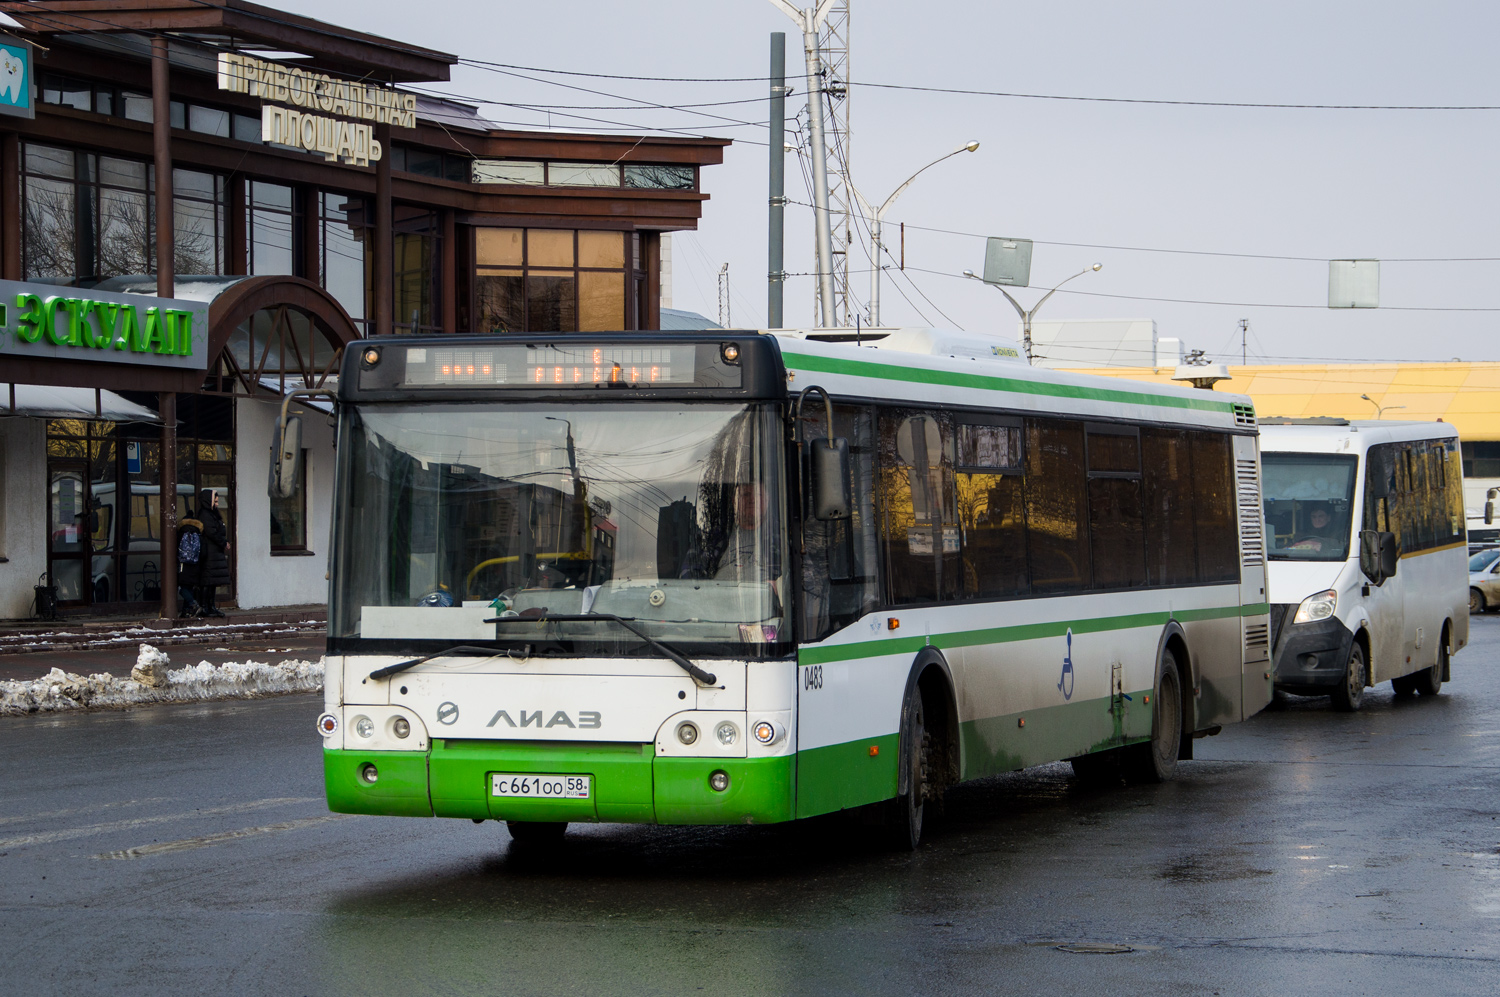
[0,1,727,618]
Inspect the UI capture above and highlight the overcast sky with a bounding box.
[299,0,1500,364]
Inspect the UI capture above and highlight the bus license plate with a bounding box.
[490,773,591,799]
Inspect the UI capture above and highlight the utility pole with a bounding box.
[1239,318,1248,366]
[767,32,787,328]
[769,1,838,327]
[718,264,731,328]
[819,1,853,327]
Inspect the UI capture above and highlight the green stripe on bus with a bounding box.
[797,602,1269,666]
[780,350,1239,414]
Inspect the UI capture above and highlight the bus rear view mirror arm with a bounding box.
[269,389,336,499]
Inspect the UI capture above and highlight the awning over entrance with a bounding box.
[1,384,160,422]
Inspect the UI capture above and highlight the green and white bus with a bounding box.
[309,329,1272,847]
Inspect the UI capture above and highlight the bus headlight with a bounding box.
[1294,589,1338,624]
[392,717,411,739]
[676,722,699,745]
[354,715,375,738]
[715,722,738,746]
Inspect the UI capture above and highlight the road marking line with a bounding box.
[92,815,348,860]
[0,797,174,828]
[0,797,316,849]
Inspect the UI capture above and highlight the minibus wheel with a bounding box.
[1331,643,1366,712]
[1126,647,1183,783]
[1414,641,1446,697]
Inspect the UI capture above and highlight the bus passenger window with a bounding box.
[1190,432,1238,583]
[878,410,959,605]
[956,422,1026,599]
[1025,419,1090,594]
[1086,427,1146,590]
[1143,429,1199,586]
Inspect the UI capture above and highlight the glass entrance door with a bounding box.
[197,464,235,603]
[48,464,88,604]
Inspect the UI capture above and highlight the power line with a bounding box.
[457,60,1500,112]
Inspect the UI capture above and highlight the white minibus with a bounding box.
[1260,419,1468,710]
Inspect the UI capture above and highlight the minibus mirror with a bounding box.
[268,415,303,500]
[1359,530,1382,583]
[1379,532,1398,579]
[809,438,852,521]
[1486,487,1498,525]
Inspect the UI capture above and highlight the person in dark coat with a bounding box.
[177,516,204,619]
[194,487,232,618]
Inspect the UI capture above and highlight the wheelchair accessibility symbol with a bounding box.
[1058,628,1074,701]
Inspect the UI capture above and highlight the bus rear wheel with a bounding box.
[1125,647,1182,784]
[506,821,567,846]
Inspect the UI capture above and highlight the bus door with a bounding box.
[1362,443,1404,680]
[1233,435,1272,717]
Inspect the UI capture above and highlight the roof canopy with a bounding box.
[1,383,160,422]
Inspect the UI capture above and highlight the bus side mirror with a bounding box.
[809,438,852,521]
[268,415,303,500]
[1487,487,1498,525]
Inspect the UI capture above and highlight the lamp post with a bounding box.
[963,263,1102,364]
[1360,393,1406,420]
[858,141,979,326]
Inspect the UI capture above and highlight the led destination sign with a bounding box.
[397,343,739,390]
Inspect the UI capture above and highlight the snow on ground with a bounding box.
[0,644,322,716]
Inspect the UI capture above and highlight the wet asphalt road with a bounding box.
[2,624,1499,996]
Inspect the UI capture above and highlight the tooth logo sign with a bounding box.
[0,48,24,107]
[1058,629,1075,701]
[436,702,460,725]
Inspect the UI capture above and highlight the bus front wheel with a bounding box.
[889,686,929,851]
[1126,647,1183,784]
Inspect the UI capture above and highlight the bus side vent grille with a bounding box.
[1244,622,1270,659]
[1236,458,1265,565]
[1232,403,1257,427]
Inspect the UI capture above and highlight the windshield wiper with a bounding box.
[485,612,718,686]
[368,644,501,681]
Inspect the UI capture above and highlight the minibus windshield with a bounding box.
[1262,452,1358,561]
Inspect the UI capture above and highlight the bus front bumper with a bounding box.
[1272,614,1355,694]
[324,740,796,825]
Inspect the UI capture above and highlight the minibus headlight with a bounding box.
[1294,589,1338,625]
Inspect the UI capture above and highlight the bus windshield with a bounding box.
[1261,452,1358,561]
[331,402,787,655]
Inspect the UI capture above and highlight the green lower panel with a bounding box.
[325,749,432,817]
[431,739,656,823]
[959,691,1152,780]
[795,733,899,819]
[653,756,795,825]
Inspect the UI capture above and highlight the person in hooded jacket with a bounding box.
[177,515,204,618]
[194,487,232,618]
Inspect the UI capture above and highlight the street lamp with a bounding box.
[963,263,1102,364]
[857,140,980,326]
[1360,393,1406,420]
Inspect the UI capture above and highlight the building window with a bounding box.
[270,450,308,552]
[471,158,696,191]
[246,180,299,276]
[22,143,226,284]
[319,192,370,334]
[390,144,472,183]
[394,209,441,333]
[474,228,626,333]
